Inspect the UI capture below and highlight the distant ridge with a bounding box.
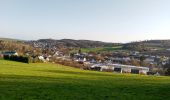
[123,39,170,51]
[26,38,121,48]
[0,37,24,41]
[2,37,170,49]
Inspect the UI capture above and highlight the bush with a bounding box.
[54,58,90,69]
[3,55,30,63]
[165,68,170,76]
[3,55,10,60]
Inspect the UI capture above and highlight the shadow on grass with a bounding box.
[0,74,170,100]
[37,70,115,77]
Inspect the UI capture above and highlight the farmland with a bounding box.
[81,46,123,52]
[70,46,123,53]
[0,60,170,100]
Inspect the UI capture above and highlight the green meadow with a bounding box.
[70,46,123,53]
[0,60,170,100]
[82,46,123,52]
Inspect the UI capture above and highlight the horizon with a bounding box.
[1,36,170,44]
[0,0,170,42]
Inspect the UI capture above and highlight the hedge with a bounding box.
[4,55,31,63]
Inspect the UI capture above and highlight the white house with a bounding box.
[2,51,18,56]
[167,48,170,51]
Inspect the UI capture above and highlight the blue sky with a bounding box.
[0,0,170,42]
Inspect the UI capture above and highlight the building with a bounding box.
[90,63,149,75]
[2,51,18,56]
[111,64,149,74]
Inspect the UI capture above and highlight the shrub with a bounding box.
[165,68,170,76]
[3,55,30,63]
[3,55,10,60]
[54,58,89,69]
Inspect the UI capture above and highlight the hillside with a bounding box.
[25,39,121,48]
[142,40,170,48]
[122,40,170,56]
[0,39,33,53]
[0,37,24,41]
[123,40,170,50]
[0,60,170,100]
[0,37,121,49]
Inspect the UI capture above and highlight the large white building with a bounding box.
[91,64,149,75]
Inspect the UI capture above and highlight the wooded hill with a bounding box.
[0,39,33,53]
[25,39,121,49]
[1,38,170,54]
[123,40,170,51]
[122,40,170,57]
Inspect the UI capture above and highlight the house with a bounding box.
[2,51,18,56]
[90,64,104,71]
[144,58,155,63]
[150,48,158,51]
[38,56,46,62]
[130,51,140,56]
[53,51,63,57]
[167,48,170,51]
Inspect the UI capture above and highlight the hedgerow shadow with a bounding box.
[0,74,170,100]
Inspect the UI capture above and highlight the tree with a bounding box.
[140,56,146,66]
[164,63,170,76]
[131,59,140,66]
[94,55,104,62]
[165,67,170,76]
[78,48,82,54]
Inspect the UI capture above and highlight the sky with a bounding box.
[0,0,170,43]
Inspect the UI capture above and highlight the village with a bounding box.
[1,48,169,76]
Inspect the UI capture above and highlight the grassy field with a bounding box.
[0,60,170,100]
[70,46,123,53]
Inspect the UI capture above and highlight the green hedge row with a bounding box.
[4,55,31,63]
[3,55,44,63]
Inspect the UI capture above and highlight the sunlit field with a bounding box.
[0,60,170,100]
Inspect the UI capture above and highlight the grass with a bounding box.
[0,60,170,100]
[81,46,123,52]
[147,46,166,51]
[76,46,123,53]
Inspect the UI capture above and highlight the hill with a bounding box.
[0,39,33,53]
[77,46,123,53]
[25,39,121,49]
[122,40,170,56]
[0,37,24,41]
[123,40,170,50]
[0,37,121,49]
[0,60,170,100]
